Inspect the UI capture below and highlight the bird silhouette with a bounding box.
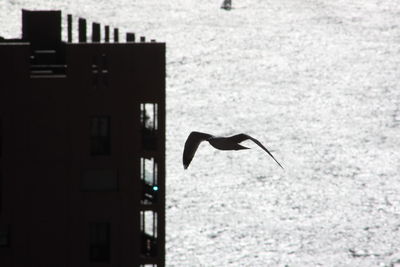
[182,131,284,169]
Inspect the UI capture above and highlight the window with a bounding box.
[140,103,158,131]
[140,211,157,257]
[140,103,158,150]
[90,223,110,262]
[140,157,158,204]
[92,54,108,88]
[81,169,118,192]
[0,118,2,158]
[91,56,99,88]
[0,170,2,216]
[0,225,9,247]
[101,53,109,86]
[90,116,110,156]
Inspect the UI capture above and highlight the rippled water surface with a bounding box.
[2,0,400,265]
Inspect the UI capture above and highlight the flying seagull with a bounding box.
[182,131,284,169]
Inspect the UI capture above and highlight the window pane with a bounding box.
[141,103,157,130]
[141,157,157,185]
[90,116,110,155]
[140,211,158,257]
[89,223,110,262]
[0,225,10,247]
[140,157,158,204]
[140,103,158,150]
[0,118,2,158]
[81,169,118,191]
[0,232,8,247]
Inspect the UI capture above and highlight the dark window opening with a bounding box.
[0,170,2,216]
[141,103,158,150]
[0,118,2,158]
[92,54,108,88]
[140,157,158,205]
[101,53,109,86]
[0,226,10,247]
[81,169,118,192]
[90,116,110,156]
[140,211,157,257]
[91,56,99,88]
[90,223,110,262]
[101,53,108,71]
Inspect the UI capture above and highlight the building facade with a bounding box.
[0,10,165,267]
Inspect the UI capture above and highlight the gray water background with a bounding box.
[1,0,400,266]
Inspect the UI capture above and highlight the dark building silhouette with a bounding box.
[0,10,165,267]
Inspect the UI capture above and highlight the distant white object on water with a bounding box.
[221,0,232,10]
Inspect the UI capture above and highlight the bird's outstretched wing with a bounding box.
[228,133,284,169]
[183,131,213,169]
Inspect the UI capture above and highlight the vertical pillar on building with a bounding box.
[126,33,135,42]
[92,22,101,42]
[113,28,119,43]
[78,18,87,42]
[104,26,110,43]
[67,14,72,42]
